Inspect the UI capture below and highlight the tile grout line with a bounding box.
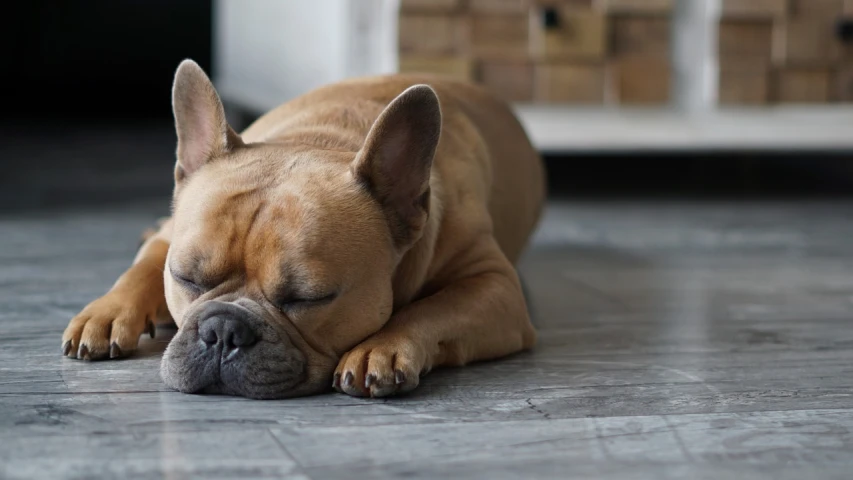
[267,428,313,480]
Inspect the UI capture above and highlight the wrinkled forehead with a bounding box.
[169,161,387,279]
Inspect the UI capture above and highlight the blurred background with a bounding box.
[5,3,853,475]
[4,0,853,214]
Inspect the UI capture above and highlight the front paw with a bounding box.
[333,334,429,398]
[61,292,156,361]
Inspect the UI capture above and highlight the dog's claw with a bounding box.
[343,371,354,388]
[394,369,406,385]
[78,344,90,361]
[365,373,376,388]
[332,372,341,389]
[147,321,156,339]
[62,340,73,356]
[109,342,123,359]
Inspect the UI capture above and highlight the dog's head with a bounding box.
[159,60,441,398]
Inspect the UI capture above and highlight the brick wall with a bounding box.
[398,0,853,105]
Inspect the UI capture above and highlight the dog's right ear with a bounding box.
[352,85,442,249]
[171,59,243,184]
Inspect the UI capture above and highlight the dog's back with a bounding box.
[240,74,545,264]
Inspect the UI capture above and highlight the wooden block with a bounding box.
[478,60,535,101]
[530,0,594,6]
[611,16,670,57]
[533,63,606,103]
[610,56,670,105]
[790,0,843,17]
[833,64,853,101]
[719,61,770,105]
[400,0,463,13]
[774,67,832,103]
[470,14,529,58]
[399,14,467,54]
[469,0,527,14]
[529,8,607,60]
[719,20,774,63]
[775,18,842,65]
[721,0,788,19]
[399,56,475,81]
[596,0,672,14]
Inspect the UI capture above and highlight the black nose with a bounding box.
[199,314,258,352]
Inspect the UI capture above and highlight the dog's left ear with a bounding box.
[353,85,442,248]
[171,59,243,184]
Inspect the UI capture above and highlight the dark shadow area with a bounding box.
[0,0,212,213]
[4,0,212,120]
[544,151,853,199]
[0,121,176,212]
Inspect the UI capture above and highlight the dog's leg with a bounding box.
[62,218,174,360]
[334,239,536,397]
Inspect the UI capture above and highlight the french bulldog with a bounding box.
[61,59,545,399]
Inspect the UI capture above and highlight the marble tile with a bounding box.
[1,200,852,479]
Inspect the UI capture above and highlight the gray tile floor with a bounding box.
[1,200,852,479]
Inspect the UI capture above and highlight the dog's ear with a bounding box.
[353,85,442,248]
[171,59,243,183]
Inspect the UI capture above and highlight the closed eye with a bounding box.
[172,272,206,293]
[278,292,337,310]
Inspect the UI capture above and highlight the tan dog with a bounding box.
[61,60,545,398]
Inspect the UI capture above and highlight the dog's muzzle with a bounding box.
[160,300,306,399]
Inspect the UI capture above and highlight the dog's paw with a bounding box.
[333,334,429,398]
[61,292,156,361]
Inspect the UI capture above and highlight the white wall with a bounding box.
[213,0,399,112]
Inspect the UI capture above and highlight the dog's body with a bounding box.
[62,61,545,398]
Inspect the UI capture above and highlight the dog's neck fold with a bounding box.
[389,173,444,309]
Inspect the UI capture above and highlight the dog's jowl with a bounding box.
[61,59,546,399]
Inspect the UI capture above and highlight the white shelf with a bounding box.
[514,105,853,153]
[214,1,853,155]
